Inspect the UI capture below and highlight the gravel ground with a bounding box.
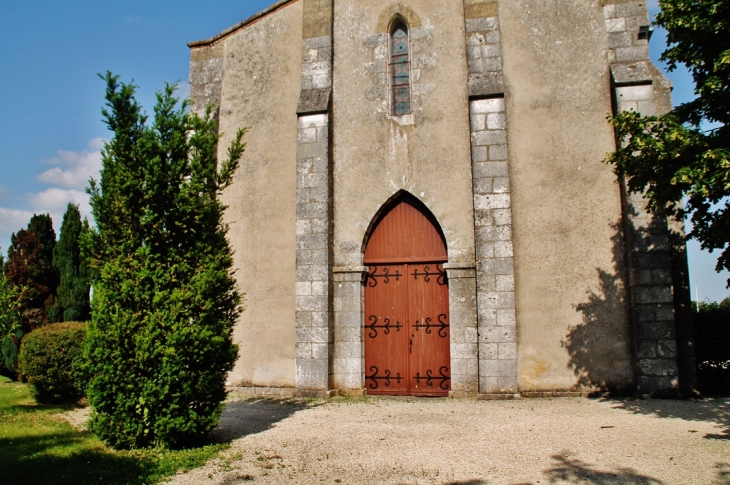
[164,395,730,485]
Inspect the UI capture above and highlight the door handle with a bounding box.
[409,334,414,354]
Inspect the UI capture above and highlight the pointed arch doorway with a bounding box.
[363,194,451,396]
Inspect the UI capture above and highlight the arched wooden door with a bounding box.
[364,195,450,396]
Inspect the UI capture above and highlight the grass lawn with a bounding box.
[0,376,228,485]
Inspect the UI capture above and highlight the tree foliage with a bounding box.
[606,0,730,279]
[27,213,57,285]
[0,270,27,373]
[85,72,246,449]
[5,229,54,329]
[18,322,88,403]
[53,203,91,322]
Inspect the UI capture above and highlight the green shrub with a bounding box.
[18,322,87,403]
[84,74,244,449]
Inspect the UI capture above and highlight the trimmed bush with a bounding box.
[18,322,87,403]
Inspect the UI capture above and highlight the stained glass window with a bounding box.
[390,23,411,115]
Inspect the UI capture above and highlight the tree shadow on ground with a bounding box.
[713,462,730,485]
[542,451,662,484]
[0,432,153,485]
[210,397,319,442]
[443,481,488,485]
[601,396,730,440]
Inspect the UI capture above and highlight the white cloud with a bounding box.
[37,138,104,189]
[28,187,91,222]
[0,207,34,253]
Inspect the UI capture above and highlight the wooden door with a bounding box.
[364,197,450,396]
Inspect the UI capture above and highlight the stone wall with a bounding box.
[294,0,334,394]
[603,1,681,394]
[500,0,634,391]
[189,0,304,388]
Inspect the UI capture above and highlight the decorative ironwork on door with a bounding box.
[364,196,450,396]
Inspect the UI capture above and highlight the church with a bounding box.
[188,0,694,397]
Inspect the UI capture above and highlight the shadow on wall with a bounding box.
[562,219,633,391]
[543,451,662,484]
[211,398,319,442]
[563,202,693,394]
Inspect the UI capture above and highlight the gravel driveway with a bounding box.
[167,394,730,485]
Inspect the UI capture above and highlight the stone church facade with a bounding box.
[188,0,695,397]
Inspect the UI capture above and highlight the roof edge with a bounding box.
[188,0,299,48]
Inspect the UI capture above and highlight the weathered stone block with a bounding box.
[480,359,517,377]
[336,322,361,343]
[296,358,329,390]
[480,375,517,393]
[480,257,514,275]
[638,358,678,377]
[295,340,313,359]
[496,308,515,326]
[473,177,494,194]
[498,342,516,360]
[492,209,512,226]
[298,113,328,129]
[296,281,312,296]
[297,233,328,250]
[471,146,488,162]
[335,310,361,329]
[465,17,499,33]
[297,141,327,159]
[473,161,508,178]
[475,225,512,242]
[479,342,499,360]
[480,308,497,325]
[635,286,673,304]
[489,144,508,161]
[605,17,626,33]
[470,97,504,114]
[657,339,677,358]
[452,342,478,359]
[480,323,516,342]
[486,113,506,130]
[496,274,514,292]
[637,320,675,339]
[474,193,511,210]
[470,114,486,131]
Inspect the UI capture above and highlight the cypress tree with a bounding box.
[53,203,91,322]
[85,73,246,448]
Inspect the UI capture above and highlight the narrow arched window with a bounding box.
[390,22,411,115]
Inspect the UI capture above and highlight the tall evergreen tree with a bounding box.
[27,214,56,279]
[85,73,246,448]
[28,214,59,320]
[6,229,52,329]
[53,203,91,322]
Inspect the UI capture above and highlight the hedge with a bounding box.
[18,322,87,403]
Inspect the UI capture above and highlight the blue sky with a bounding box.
[0,1,727,302]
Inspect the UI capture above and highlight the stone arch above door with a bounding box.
[363,192,447,264]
